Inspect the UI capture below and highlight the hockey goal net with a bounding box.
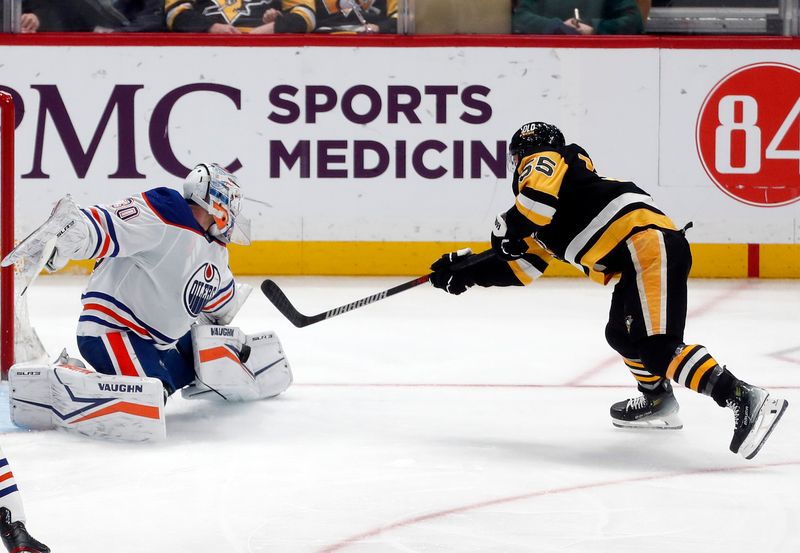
[0,91,47,378]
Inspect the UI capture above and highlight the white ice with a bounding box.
[2,275,799,553]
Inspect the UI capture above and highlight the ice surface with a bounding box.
[2,275,798,553]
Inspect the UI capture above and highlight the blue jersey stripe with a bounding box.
[0,485,18,499]
[211,280,234,299]
[78,315,141,336]
[203,281,235,313]
[97,206,120,258]
[81,208,103,259]
[80,292,175,343]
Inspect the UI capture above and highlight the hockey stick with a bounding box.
[260,249,494,328]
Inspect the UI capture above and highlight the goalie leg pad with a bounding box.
[10,359,166,442]
[184,325,292,401]
[246,331,293,399]
[8,363,53,431]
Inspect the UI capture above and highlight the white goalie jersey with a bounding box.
[73,187,239,348]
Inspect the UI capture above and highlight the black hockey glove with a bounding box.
[429,248,476,295]
[491,212,529,260]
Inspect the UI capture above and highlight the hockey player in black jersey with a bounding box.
[429,121,788,460]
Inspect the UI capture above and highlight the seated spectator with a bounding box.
[637,0,650,25]
[314,0,397,34]
[20,4,41,33]
[166,0,315,33]
[1,0,44,33]
[512,0,644,35]
[113,0,167,32]
[21,0,128,32]
[19,12,40,32]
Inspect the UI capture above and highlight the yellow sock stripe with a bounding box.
[666,345,697,381]
[634,374,662,383]
[689,358,718,392]
[624,358,645,369]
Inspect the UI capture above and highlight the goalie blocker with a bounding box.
[8,325,292,442]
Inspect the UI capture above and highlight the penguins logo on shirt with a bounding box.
[184,263,221,317]
[322,0,376,16]
[203,0,273,24]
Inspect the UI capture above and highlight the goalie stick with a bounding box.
[261,249,494,328]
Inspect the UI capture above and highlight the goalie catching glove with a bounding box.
[1,195,93,291]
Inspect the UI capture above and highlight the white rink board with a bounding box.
[0,44,797,243]
[659,49,800,243]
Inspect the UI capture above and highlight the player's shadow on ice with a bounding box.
[441,433,715,472]
[163,395,296,443]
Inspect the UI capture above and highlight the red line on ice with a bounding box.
[317,460,800,552]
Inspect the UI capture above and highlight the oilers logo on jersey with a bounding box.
[184,263,222,317]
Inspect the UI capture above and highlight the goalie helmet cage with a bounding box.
[0,91,46,378]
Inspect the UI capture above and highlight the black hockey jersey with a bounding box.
[478,143,676,287]
[166,0,315,32]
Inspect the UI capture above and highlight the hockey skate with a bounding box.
[0,508,49,553]
[610,382,683,430]
[727,381,788,460]
[54,348,86,369]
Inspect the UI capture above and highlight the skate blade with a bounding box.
[612,414,683,430]
[739,397,788,460]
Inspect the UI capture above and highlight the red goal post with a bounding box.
[0,91,15,376]
[0,91,47,378]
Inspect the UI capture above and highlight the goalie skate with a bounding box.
[727,382,788,460]
[610,390,683,430]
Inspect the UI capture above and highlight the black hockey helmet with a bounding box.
[508,122,565,159]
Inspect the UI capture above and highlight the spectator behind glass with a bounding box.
[18,0,128,31]
[0,0,44,32]
[166,0,315,33]
[112,0,166,31]
[20,1,41,32]
[512,0,644,35]
[314,0,397,34]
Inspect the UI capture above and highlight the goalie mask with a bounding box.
[183,163,251,245]
[508,122,565,170]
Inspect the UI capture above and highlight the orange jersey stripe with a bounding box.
[90,207,111,258]
[83,303,149,337]
[203,290,233,311]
